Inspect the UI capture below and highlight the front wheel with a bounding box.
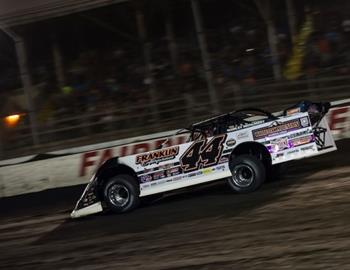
[103,174,140,213]
[228,154,266,193]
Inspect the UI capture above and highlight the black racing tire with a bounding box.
[228,154,266,193]
[103,174,140,213]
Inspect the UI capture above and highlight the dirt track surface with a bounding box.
[1,141,350,269]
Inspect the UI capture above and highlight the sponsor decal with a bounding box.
[286,107,301,116]
[286,148,300,155]
[264,131,310,145]
[157,179,167,185]
[236,131,249,140]
[153,171,166,180]
[226,139,236,147]
[79,135,188,177]
[143,168,153,174]
[140,174,152,183]
[300,117,310,128]
[300,145,315,151]
[166,167,181,177]
[136,146,179,166]
[201,168,213,174]
[172,176,183,182]
[219,156,229,164]
[188,172,197,177]
[274,152,285,160]
[290,135,313,147]
[272,152,285,161]
[253,119,302,140]
[214,164,226,171]
[159,164,173,170]
[289,130,310,138]
[270,137,289,152]
[229,120,265,131]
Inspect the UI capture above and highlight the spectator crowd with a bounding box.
[1,2,350,133]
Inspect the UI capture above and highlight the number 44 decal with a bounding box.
[180,134,227,173]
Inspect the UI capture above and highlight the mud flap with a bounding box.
[70,175,103,218]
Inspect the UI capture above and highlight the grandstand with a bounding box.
[0,0,349,159]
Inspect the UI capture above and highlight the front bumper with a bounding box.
[71,175,103,218]
[71,202,103,218]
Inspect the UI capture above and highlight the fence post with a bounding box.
[0,130,3,160]
[134,3,160,126]
[0,25,40,146]
[232,81,243,109]
[14,37,40,145]
[52,36,65,88]
[255,0,282,80]
[286,0,297,43]
[191,0,219,114]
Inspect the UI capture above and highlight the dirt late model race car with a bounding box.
[71,100,337,218]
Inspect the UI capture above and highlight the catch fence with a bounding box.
[1,74,350,160]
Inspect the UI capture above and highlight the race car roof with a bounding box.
[0,0,127,27]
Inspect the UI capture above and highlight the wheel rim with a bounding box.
[232,164,254,188]
[108,184,130,207]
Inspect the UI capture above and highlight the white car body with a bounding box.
[71,109,336,218]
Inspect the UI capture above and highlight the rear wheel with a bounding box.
[228,154,266,193]
[103,174,140,213]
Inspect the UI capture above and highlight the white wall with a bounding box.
[1,102,350,198]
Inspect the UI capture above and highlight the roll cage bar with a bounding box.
[158,101,331,149]
[189,108,276,137]
[157,108,275,149]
